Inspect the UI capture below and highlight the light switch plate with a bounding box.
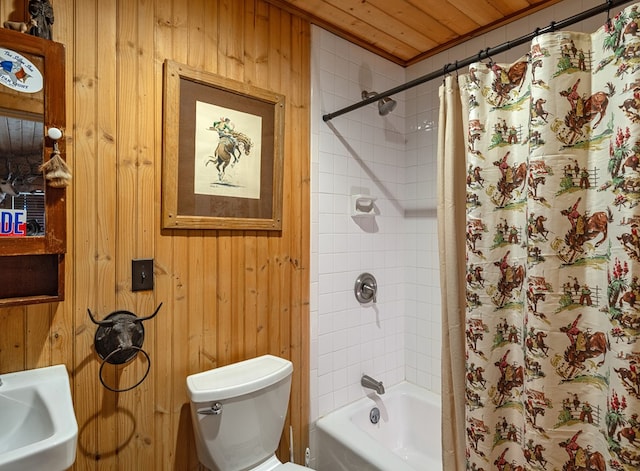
[132,259,154,291]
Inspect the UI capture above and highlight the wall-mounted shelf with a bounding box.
[351,194,377,217]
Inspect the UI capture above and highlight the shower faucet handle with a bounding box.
[355,272,377,304]
[362,283,377,303]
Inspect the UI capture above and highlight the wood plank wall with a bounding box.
[0,1,310,469]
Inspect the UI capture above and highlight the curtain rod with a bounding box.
[322,0,634,122]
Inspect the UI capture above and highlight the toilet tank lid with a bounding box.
[186,354,293,402]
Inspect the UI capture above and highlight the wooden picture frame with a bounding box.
[162,60,285,230]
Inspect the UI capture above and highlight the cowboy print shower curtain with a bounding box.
[460,3,640,470]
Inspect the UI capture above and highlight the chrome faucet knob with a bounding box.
[362,283,377,303]
[355,273,377,304]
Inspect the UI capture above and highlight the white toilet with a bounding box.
[186,354,312,471]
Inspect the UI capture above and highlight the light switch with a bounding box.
[132,259,154,291]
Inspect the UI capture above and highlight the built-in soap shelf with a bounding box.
[351,194,377,217]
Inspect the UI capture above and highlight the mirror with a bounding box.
[0,27,66,305]
[0,113,46,236]
[0,33,47,238]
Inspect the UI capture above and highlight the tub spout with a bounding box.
[361,374,385,394]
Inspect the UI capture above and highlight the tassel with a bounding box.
[39,151,72,188]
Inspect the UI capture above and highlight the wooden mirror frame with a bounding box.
[0,28,66,306]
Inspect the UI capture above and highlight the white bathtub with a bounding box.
[315,381,442,471]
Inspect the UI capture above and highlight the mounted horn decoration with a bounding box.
[87,303,162,392]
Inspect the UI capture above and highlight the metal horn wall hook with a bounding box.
[87,303,162,392]
[134,302,163,322]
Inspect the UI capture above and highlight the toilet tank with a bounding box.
[186,355,293,471]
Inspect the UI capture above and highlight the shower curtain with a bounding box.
[439,3,640,470]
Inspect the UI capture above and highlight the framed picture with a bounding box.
[162,60,285,230]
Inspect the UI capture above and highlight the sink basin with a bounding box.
[0,365,78,471]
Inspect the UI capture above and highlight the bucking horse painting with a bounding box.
[207,131,254,181]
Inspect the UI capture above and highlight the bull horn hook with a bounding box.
[134,303,163,323]
[87,308,115,326]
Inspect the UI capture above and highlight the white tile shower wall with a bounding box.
[310,0,618,459]
[310,26,408,423]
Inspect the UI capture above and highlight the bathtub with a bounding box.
[315,381,442,471]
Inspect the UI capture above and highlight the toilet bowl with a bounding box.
[186,355,311,471]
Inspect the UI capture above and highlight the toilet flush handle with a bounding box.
[197,402,223,415]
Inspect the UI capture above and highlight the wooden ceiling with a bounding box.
[267,0,564,66]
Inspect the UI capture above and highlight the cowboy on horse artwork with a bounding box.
[563,313,588,354]
[558,313,609,378]
[555,197,613,263]
[561,79,611,128]
[212,117,240,163]
[493,349,524,406]
[491,152,527,206]
[485,60,528,107]
[206,117,254,182]
[555,79,613,145]
[193,100,261,199]
[498,251,514,283]
[559,430,607,471]
[491,250,525,307]
[565,197,585,235]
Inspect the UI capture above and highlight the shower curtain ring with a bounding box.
[485,48,493,66]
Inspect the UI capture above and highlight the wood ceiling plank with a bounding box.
[268,0,565,65]
[366,0,460,45]
[406,0,564,64]
[487,0,530,15]
[446,0,504,25]
[318,0,439,51]
[405,0,482,35]
[267,0,421,62]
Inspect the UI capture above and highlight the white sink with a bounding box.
[0,365,78,471]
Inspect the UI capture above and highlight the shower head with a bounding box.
[378,96,397,116]
[361,90,397,116]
